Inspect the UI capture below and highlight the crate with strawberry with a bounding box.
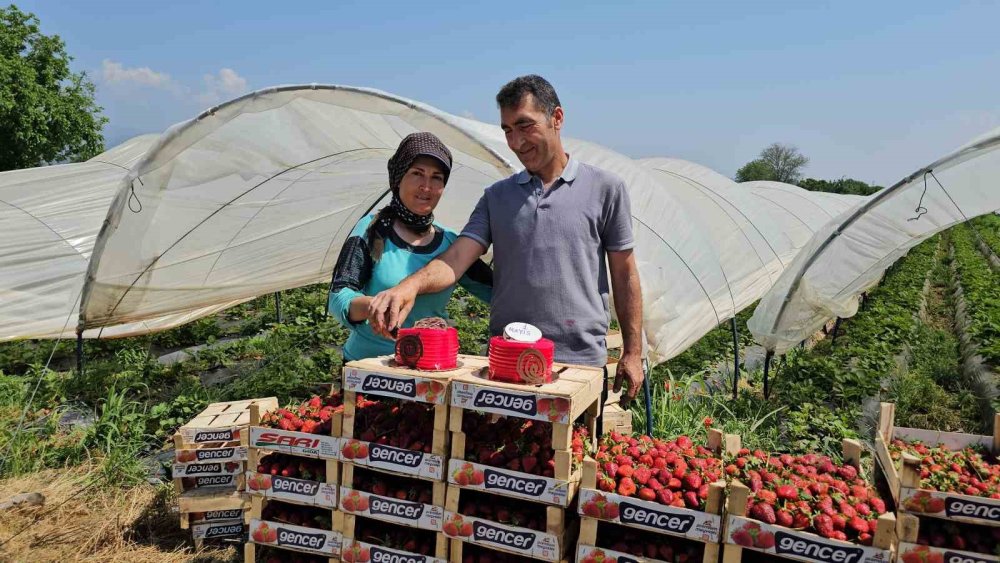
[896,513,1000,562]
[449,361,603,485]
[341,514,448,562]
[874,402,1000,523]
[340,355,468,472]
[339,465,447,532]
[247,452,339,509]
[246,499,343,561]
[577,429,735,563]
[721,438,895,563]
[448,411,591,507]
[340,396,447,480]
[244,394,345,563]
[443,486,577,562]
[577,520,709,562]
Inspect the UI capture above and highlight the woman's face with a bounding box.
[397,156,447,217]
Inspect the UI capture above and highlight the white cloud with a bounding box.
[102,59,174,89]
[197,68,249,106]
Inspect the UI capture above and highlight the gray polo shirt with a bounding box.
[460,157,634,366]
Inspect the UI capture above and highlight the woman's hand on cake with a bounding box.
[368,284,418,339]
[613,351,644,407]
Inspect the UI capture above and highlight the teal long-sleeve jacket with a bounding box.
[328,214,492,361]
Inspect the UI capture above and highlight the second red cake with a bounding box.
[488,336,555,384]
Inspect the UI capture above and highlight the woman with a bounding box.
[328,132,492,361]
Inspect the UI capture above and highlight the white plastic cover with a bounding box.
[0,84,871,365]
[750,126,1000,354]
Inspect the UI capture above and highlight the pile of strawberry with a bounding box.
[260,546,328,563]
[727,448,888,545]
[456,489,547,531]
[352,517,436,556]
[256,452,327,481]
[461,411,590,477]
[259,393,345,434]
[888,438,1000,499]
[595,522,705,561]
[354,397,434,453]
[260,499,332,529]
[908,516,1000,556]
[592,431,722,511]
[351,466,434,504]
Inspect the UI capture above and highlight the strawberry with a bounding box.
[775,484,798,501]
[638,487,656,501]
[683,472,702,490]
[633,466,652,485]
[618,477,637,497]
[750,502,776,524]
[848,516,869,534]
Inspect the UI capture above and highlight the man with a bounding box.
[369,74,644,404]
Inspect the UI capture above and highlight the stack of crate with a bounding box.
[874,402,1000,563]
[445,359,603,562]
[337,355,460,563]
[175,397,276,548]
[243,395,343,562]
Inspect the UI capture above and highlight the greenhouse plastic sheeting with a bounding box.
[0,135,254,341]
[1,83,877,364]
[750,126,1000,354]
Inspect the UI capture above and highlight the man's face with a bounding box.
[500,94,563,174]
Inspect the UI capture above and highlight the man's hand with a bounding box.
[368,283,418,339]
[613,351,644,407]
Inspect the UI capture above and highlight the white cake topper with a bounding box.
[503,322,542,343]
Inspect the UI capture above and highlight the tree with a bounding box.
[759,143,809,183]
[735,159,774,182]
[799,177,882,196]
[0,5,106,171]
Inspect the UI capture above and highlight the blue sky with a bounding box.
[17,0,1000,185]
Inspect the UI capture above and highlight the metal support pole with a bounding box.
[274,292,283,324]
[730,317,740,399]
[76,330,84,376]
[642,358,653,437]
[830,317,843,347]
[763,350,774,400]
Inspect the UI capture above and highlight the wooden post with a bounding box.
[722,481,750,563]
[878,402,895,442]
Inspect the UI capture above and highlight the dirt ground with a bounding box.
[0,464,238,563]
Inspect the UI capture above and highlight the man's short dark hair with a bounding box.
[496,75,561,117]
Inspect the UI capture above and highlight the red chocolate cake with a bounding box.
[488,335,555,384]
[394,318,459,371]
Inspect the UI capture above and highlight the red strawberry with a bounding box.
[848,516,869,534]
[750,502,776,524]
[775,484,798,501]
[814,514,835,538]
[618,477,637,497]
[683,473,702,490]
[633,466,652,485]
[638,487,656,501]
[776,509,794,527]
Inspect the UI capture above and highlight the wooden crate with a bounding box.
[722,438,895,563]
[173,397,277,495]
[339,462,447,524]
[896,512,1000,562]
[244,397,343,563]
[577,429,737,563]
[178,488,250,549]
[443,509,578,563]
[874,402,1000,525]
[341,512,449,562]
[602,402,632,436]
[245,513,343,562]
[340,356,466,481]
[449,538,572,563]
[449,357,603,483]
[178,397,278,445]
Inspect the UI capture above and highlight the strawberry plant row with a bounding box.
[971,214,1000,272]
[577,429,735,563]
[950,226,1000,368]
[341,513,449,562]
[722,438,895,563]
